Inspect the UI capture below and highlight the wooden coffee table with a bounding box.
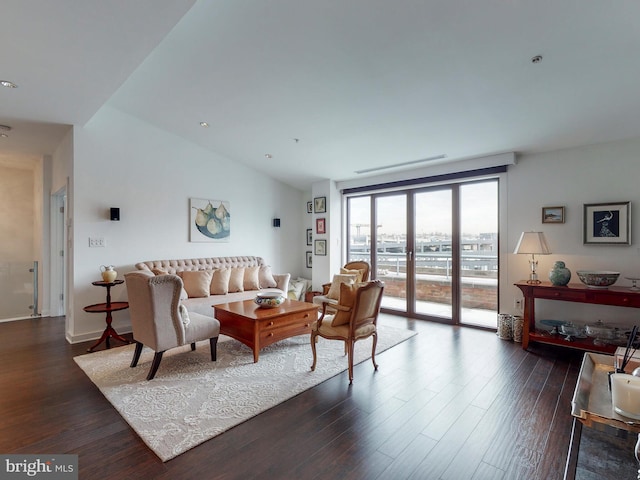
[214,299,319,362]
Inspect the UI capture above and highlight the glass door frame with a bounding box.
[346,178,498,326]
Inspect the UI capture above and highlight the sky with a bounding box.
[349,181,498,237]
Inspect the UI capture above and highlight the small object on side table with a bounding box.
[84,279,130,352]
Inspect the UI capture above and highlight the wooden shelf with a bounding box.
[515,281,640,353]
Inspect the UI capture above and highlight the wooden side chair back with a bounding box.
[310,280,384,384]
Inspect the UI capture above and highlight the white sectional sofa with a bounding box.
[134,256,290,317]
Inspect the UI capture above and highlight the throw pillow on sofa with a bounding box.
[288,280,306,300]
[259,265,278,288]
[243,266,260,291]
[210,268,231,295]
[151,268,188,300]
[228,267,245,293]
[178,270,213,298]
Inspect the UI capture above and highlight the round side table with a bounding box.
[84,279,130,352]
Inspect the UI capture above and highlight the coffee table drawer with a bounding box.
[259,310,315,342]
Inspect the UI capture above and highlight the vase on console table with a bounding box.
[549,261,571,286]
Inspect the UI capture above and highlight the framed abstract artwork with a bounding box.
[306,251,312,268]
[190,198,230,242]
[316,218,326,234]
[306,228,312,245]
[583,201,631,245]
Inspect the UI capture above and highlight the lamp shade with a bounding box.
[514,232,551,255]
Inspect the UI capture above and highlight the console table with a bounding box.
[515,281,640,354]
[84,280,129,352]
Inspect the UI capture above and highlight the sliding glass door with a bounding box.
[346,179,498,327]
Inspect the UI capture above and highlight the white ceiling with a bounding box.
[2,0,640,191]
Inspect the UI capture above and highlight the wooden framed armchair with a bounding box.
[310,280,384,384]
[124,272,220,380]
[320,261,370,295]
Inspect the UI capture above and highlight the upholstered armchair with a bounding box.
[310,280,384,384]
[124,272,220,380]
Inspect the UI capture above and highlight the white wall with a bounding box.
[68,106,304,343]
[504,137,640,327]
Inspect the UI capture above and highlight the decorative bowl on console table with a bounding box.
[254,292,285,308]
[576,270,620,288]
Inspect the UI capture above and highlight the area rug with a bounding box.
[74,325,416,461]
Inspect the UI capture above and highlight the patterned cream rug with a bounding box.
[74,325,416,461]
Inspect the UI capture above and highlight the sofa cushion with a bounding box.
[151,268,188,300]
[243,266,260,291]
[259,265,278,288]
[179,270,213,298]
[229,267,245,293]
[210,268,231,295]
[326,274,357,300]
[288,279,306,300]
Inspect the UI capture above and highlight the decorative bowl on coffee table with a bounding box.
[254,292,285,308]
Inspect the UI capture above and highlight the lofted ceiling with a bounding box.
[2,0,640,191]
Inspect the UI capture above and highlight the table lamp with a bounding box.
[514,231,551,284]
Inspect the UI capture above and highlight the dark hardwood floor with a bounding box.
[0,314,636,479]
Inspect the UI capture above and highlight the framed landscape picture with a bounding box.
[542,206,565,224]
[583,201,631,245]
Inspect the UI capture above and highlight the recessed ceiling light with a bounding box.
[531,55,543,64]
[0,80,17,88]
[0,133,8,138]
[265,154,273,159]
[199,122,209,128]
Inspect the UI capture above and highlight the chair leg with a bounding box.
[371,332,379,371]
[130,342,143,368]
[191,342,196,351]
[347,340,355,385]
[210,337,218,361]
[310,331,318,371]
[146,351,164,380]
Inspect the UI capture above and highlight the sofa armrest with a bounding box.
[274,273,290,293]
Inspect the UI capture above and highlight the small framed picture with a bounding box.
[316,218,326,234]
[306,228,312,245]
[306,201,312,214]
[306,251,312,268]
[314,196,326,213]
[583,201,631,245]
[314,239,327,256]
[542,206,565,224]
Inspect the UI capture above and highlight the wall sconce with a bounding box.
[110,207,120,221]
[272,218,281,228]
[514,231,551,284]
